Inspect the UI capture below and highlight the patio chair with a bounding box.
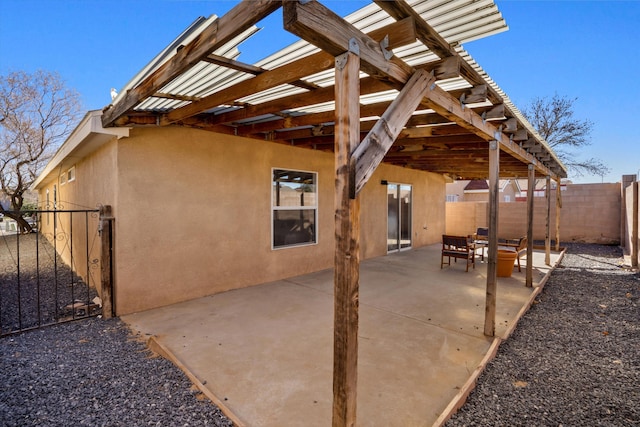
[441,234,475,272]
[473,227,489,260]
[498,236,527,272]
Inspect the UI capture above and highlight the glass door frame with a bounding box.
[387,183,412,253]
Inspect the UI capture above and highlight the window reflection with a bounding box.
[272,169,318,248]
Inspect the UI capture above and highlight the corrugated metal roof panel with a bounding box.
[127,23,259,110]
[120,0,510,122]
[99,1,566,179]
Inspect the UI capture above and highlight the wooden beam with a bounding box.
[164,17,417,125]
[484,141,499,337]
[418,56,461,80]
[633,182,639,269]
[512,128,529,141]
[100,205,114,318]
[283,0,413,86]
[202,53,264,74]
[194,55,447,130]
[208,77,391,127]
[502,117,518,134]
[332,49,361,427]
[555,176,562,251]
[417,79,557,179]
[352,69,434,195]
[461,85,487,105]
[240,99,492,140]
[373,0,455,59]
[545,175,551,266]
[386,148,489,159]
[153,92,201,102]
[483,104,505,121]
[164,50,336,124]
[235,101,391,136]
[102,0,282,127]
[526,164,535,287]
[203,53,321,91]
[527,145,543,153]
[166,1,562,179]
[374,0,504,105]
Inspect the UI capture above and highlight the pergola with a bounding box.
[101,1,567,425]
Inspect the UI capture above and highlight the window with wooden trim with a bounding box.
[272,169,317,249]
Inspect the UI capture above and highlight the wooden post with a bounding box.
[555,176,562,251]
[621,178,628,253]
[526,164,535,287]
[484,140,499,337]
[632,182,639,269]
[545,175,551,265]
[333,46,360,427]
[100,205,115,318]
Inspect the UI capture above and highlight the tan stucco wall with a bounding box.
[36,141,118,292]
[360,164,446,259]
[37,126,446,314]
[113,127,331,314]
[446,183,621,244]
[113,127,446,314]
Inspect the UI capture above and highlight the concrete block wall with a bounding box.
[446,183,621,244]
[445,202,483,236]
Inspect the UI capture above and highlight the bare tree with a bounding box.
[522,93,609,179]
[0,70,82,232]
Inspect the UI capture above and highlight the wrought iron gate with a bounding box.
[0,208,113,336]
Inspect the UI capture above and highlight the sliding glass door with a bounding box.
[387,183,412,252]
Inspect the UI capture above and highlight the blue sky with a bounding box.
[1,0,638,183]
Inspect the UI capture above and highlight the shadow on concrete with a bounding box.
[124,244,563,427]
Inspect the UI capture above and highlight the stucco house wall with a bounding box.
[36,141,118,288]
[37,124,446,315]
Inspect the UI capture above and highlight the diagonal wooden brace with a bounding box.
[351,69,435,197]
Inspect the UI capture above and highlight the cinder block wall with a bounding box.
[445,202,481,236]
[446,183,621,244]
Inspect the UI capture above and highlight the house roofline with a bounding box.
[31,110,129,190]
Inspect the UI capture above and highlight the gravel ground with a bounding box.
[447,243,640,427]
[0,317,233,426]
[1,233,99,334]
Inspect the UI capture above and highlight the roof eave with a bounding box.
[31,111,129,190]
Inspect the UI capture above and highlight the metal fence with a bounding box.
[0,209,110,336]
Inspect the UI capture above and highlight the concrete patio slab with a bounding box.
[123,244,562,426]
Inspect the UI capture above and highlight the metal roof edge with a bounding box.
[455,46,568,177]
[109,15,217,107]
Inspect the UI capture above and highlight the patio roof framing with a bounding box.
[101,0,282,128]
[101,0,566,181]
[98,2,568,425]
